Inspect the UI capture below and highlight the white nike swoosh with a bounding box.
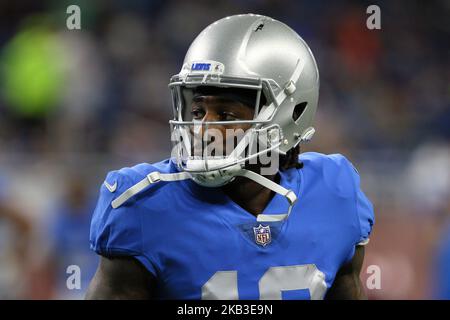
[104,181,117,193]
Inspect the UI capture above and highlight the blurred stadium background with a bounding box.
[0,0,449,299]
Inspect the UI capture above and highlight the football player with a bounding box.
[86,14,374,300]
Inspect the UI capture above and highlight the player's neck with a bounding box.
[221,168,279,217]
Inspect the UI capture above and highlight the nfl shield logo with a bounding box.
[253,224,272,247]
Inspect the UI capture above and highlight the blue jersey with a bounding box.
[90,152,374,299]
[433,222,450,299]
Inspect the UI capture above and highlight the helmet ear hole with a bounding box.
[293,102,308,123]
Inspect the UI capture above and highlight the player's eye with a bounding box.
[219,111,238,121]
[191,108,205,120]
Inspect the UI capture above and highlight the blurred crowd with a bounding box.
[0,0,449,299]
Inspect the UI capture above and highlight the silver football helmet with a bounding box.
[169,13,319,187]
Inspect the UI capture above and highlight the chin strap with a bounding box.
[111,169,298,222]
[235,169,297,222]
[111,171,191,209]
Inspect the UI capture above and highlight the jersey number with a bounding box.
[202,264,327,300]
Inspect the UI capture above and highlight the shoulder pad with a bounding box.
[300,152,358,198]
